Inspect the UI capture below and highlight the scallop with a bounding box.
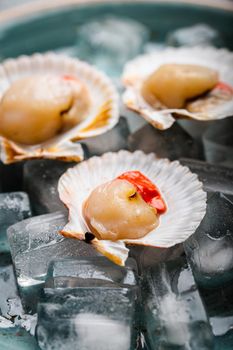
[0,53,119,164]
[58,150,206,266]
[83,179,159,241]
[122,47,233,130]
[0,75,91,145]
[142,64,218,109]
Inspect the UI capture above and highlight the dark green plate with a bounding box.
[0,1,233,60]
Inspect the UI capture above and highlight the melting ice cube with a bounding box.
[7,211,98,287]
[128,123,202,160]
[184,192,233,288]
[200,284,233,349]
[0,192,31,252]
[75,16,149,78]
[45,256,137,290]
[166,23,223,47]
[180,159,233,197]
[203,119,233,168]
[82,117,130,157]
[141,257,213,349]
[0,257,23,319]
[37,288,136,350]
[23,160,73,214]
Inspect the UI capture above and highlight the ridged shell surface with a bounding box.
[0,53,119,163]
[122,47,233,130]
[58,150,206,265]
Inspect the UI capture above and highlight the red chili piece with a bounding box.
[62,75,77,81]
[117,171,166,214]
[215,82,233,94]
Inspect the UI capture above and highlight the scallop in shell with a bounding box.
[122,47,233,130]
[0,53,119,164]
[58,150,206,266]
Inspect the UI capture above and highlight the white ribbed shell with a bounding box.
[58,150,206,265]
[122,47,233,130]
[0,53,119,163]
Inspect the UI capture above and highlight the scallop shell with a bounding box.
[58,150,206,266]
[122,47,233,130]
[0,53,119,164]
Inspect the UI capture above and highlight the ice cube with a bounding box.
[11,313,38,337]
[180,158,233,197]
[143,42,166,53]
[214,332,233,350]
[7,211,98,288]
[128,123,202,160]
[23,160,73,214]
[0,162,24,192]
[18,282,45,314]
[129,244,183,274]
[177,119,211,141]
[81,117,130,157]
[75,16,149,78]
[0,255,23,319]
[0,315,14,328]
[184,192,233,288]
[166,23,223,47]
[0,192,31,253]
[211,315,233,337]
[45,256,137,290]
[0,325,40,350]
[37,288,136,350]
[121,106,147,133]
[212,314,233,350]
[141,257,213,349]
[203,119,233,168]
[200,284,233,349]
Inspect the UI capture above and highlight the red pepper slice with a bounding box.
[62,75,77,81]
[215,82,233,94]
[117,171,166,214]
